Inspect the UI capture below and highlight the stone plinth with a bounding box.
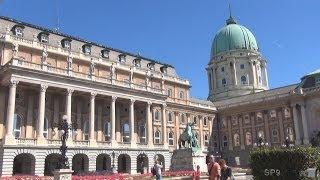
[170,148,207,172]
[53,169,73,180]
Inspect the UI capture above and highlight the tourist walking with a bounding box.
[219,159,233,180]
[207,155,221,180]
[153,160,163,180]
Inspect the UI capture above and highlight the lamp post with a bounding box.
[283,136,294,148]
[52,115,77,169]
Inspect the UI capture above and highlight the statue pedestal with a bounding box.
[170,148,207,172]
[53,169,73,180]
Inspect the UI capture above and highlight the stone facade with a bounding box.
[0,16,216,176]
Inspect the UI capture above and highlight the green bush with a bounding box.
[249,146,320,180]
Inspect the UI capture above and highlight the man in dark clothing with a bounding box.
[218,159,232,180]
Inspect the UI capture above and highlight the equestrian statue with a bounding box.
[178,122,199,149]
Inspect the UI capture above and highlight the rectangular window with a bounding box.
[240,64,245,69]
[15,27,23,37]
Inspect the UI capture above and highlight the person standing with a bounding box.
[153,160,163,180]
[219,159,233,180]
[207,155,221,180]
[193,165,201,180]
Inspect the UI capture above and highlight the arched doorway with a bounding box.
[72,154,89,174]
[44,153,63,176]
[117,154,131,173]
[155,154,165,171]
[13,153,35,175]
[96,154,111,171]
[137,154,148,173]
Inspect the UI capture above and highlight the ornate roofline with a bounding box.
[0,15,174,68]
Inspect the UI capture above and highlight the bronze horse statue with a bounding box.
[178,122,199,148]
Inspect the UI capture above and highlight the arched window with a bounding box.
[122,123,130,143]
[193,116,197,124]
[286,127,294,141]
[203,117,208,126]
[154,109,160,121]
[167,89,173,97]
[234,133,240,146]
[272,129,279,143]
[168,131,174,146]
[154,131,161,144]
[13,114,22,138]
[245,132,252,145]
[179,91,184,99]
[139,124,146,143]
[241,76,247,85]
[204,134,209,147]
[83,121,89,141]
[213,134,218,148]
[104,122,111,141]
[221,78,227,86]
[179,114,185,124]
[43,117,49,139]
[167,112,173,123]
[223,135,228,147]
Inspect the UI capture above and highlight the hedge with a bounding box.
[249,146,320,180]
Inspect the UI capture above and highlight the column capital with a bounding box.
[8,79,19,87]
[112,96,117,102]
[90,92,97,98]
[40,84,48,92]
[147,101,152,106]
[66,88,74,95]
[130,98,135,104]
[162,103,167,108]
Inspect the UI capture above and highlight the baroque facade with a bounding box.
[208,15,320,166]
[0,16,216,176]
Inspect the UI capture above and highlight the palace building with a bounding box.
[208,15,320,166]
[0,11,320,176]
[0,16,215,176]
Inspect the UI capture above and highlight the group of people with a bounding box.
[207,155,233,180]
[152,155,232,180]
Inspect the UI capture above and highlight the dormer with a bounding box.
[82,44,92,55]
[160,65,168,74]
[61,38,72,50]
[38,32,49,43]
[11,24,24,37]
[101,49,110,59]
[133,58,141,67]
[118,54,126,63]
[147,62,155,71]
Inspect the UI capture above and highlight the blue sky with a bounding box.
[1,0,320,99]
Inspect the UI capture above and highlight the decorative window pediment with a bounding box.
[82,44,92,55]
[38,32,49,43]
[12,24,24,37]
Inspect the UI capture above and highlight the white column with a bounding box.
[300,103,309,144]
[129,99,135,146]
[65,89,74,124]
[291,104,301,145]
[37,84,48,144]
[4,80,19,144]
[111,96,117,144]
[65,88,74,145]
[162,103,167,147]
[212,67,217,91]
[146,101,153,146]
[233,60,238,85]
[89,92,97,146]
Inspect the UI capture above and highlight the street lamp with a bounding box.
[282,136,294,148]
[52,115,77,169]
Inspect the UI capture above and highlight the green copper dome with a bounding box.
[211,17,259,58]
